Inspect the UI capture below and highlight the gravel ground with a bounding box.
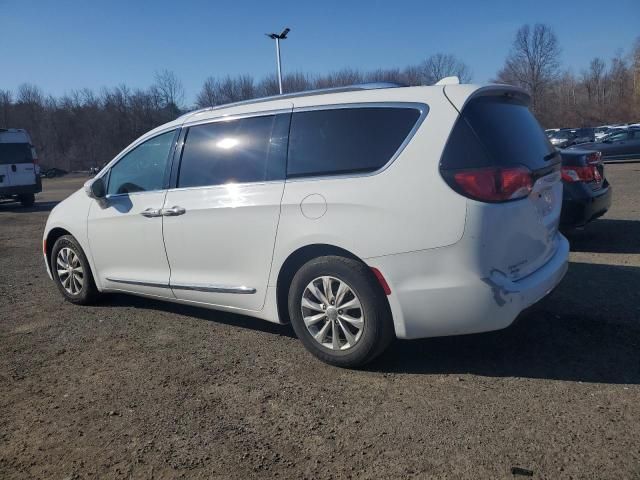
[1,167,639,479]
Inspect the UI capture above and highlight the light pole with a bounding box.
[266,28,290,94]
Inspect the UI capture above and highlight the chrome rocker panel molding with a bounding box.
[106,277,256,294]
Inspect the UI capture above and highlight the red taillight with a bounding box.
[450,166,533,202]
[561,165,601,183]
[586,151,602,164]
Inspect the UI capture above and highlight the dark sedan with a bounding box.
[560,149,612,229]
[568,127,640,163]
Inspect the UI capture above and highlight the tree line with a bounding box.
[1,25,639,171]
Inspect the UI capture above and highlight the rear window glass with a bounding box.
[440,96,555,170]
[0,143,33,165]
[287,107,421,178]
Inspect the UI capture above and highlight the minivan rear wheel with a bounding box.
[51,235,99,305]
[288,256,394,368]
[18,194,35,207]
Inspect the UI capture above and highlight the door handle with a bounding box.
[161,206,186,216]
[140,208,162,218]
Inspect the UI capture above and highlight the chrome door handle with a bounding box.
[140,208,162,218]
[161,206,186,216]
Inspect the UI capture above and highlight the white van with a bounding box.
[0,129,41,206]
[43,82,569,367]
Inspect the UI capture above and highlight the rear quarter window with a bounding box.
[287,106,422,178]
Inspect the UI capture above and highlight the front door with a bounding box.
[161,110,291,311]
[87,129,177,297]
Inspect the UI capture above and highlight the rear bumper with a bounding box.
[367,234,569,340]
[0,177,42,197]
[560,182,612,228]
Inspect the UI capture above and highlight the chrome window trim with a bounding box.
[166,179,284,194]
[105,188,167,200]
[285,102,429,183]
[106,277,256,294]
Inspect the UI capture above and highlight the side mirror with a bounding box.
[84,176,106,199]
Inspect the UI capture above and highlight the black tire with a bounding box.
[51,235,99,305]
[288,255,394,368]
[18,193,35,207]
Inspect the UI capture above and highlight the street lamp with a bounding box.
[266,28,290,95]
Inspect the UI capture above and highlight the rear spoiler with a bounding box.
[443,84,530,114]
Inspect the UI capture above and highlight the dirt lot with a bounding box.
[1,167,639,479]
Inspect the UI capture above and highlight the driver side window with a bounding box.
[107,130,176,195]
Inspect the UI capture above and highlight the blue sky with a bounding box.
[1,0,638,105]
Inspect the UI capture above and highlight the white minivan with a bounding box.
[0,128,41,206]
[43,82,569,367]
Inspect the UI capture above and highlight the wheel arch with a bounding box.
[45,227,73,268]
[45,227,100,290]
[275,243,389,324]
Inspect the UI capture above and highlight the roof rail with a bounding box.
[183,82,408,119]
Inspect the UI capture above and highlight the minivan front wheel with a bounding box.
[51,235,99,304]
[288,256,394,368]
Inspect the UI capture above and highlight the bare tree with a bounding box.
[195,75,256,108]
[0,89,12,127]
[633,37,640,98]
[582,58,606,104]
[364,68,404,84]
[195,77,219,108]
[152,70,185,109]
[495,24,561,112]
[314,68,363,89]
[257,75,280,97]
[419,54,472,84]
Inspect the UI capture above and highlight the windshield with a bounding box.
[551,131,571,140]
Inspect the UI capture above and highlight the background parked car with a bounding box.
[559,149,611,228]
[594,126,613,141]
[549,128,591,148]
[40,167,68,178]
[0,128,41,206]
[568,127,640,162]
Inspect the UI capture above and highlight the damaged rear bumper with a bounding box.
[366,234,569,340]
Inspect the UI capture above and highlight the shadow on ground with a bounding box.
[565,219,640,254]
[102,293,296,339]
[371,261,640,384]
[97,261,639,385]
[0,200,58,213]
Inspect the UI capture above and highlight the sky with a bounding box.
[1,0,638,105]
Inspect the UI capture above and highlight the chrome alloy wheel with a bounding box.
[56,247,84,295]
[301,276,364,350]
